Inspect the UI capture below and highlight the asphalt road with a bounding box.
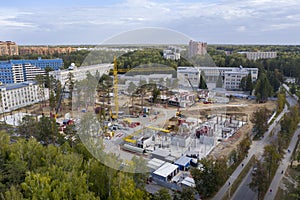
[231,170,256,200]
[264,127,300,200]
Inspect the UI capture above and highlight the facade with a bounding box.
[0,58,63,84]
[19,46,76,55]
[178,66,258,90]
[195,66,258,83]
[49,63,112,86]
[188,40,207,58]
[238,51,277,60]
[223,68,252,90]
[163,46,181,60]
[177,67,200,89]
[0,41,19,56]
[0,81,49,113]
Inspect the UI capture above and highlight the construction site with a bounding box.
[74,59,277,172]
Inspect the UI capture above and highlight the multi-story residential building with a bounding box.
[163,46,181,60]
[0,58,63,84]
[178,66,258,90]
[0,81,49,113]
[49,63,112,86]
[19,46,76,55]
[0,41,19,56]
[188,40,207,58]
[238,51,277,60]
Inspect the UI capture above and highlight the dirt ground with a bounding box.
[182,98,277,159]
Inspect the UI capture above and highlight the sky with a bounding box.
[1,0,300,45]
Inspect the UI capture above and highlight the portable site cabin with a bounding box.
[152,162,179,182]
[174,156,192,171]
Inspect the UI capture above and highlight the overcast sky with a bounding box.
[1,0,299,45]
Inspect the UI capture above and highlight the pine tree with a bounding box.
[199,75,208,89]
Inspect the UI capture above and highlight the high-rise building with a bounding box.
[188,40,207,58]
[0,58,63,84]
[0,41,19,56]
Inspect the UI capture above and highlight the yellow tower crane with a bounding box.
[112,56,119,120]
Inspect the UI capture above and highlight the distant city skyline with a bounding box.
[1,0,300,45]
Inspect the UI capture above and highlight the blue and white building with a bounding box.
[0,58,63,84]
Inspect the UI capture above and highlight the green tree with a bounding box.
[245,73,253,93]
[290,83,296,94]
[2,185,24,200]
[152,188,172,200]
[191,157,228,198]
[152,84,161,104]
[35,74,46,107]
[179,187,195,200]
[251,108,270,139]
[37,116,60,145]
[277,93,286,113]
[249,161,268,200]
[17,116,38,138]
[216,73,223,88]
[198,75,208,89]
[49,90,56,111]
[237,137,251,161]
[127,82,137,94]
[254,72,273,103]
[263,144,282,180]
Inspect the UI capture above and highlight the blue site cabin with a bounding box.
[174,156,193,171]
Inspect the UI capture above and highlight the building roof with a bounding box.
[147,158,165,170]
[181,177,195,187]
[152,148,170,158]
[153,162,179,178]
[175,156,192,167]
[0,81,36,91]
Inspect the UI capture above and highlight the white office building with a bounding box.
[195,66,258,82]
[0,81,49,113]
[178,66,258,90]
[177,67,200,89]
[49,63,112,86]
[223,68,251,90]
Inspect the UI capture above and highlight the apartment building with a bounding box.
[0,41,19,56]
[0,81,49,113]
[188,40,207,58]
[0,58,63,84]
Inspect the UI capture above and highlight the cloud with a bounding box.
[0,9,35,28]
[1,0,300,44]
